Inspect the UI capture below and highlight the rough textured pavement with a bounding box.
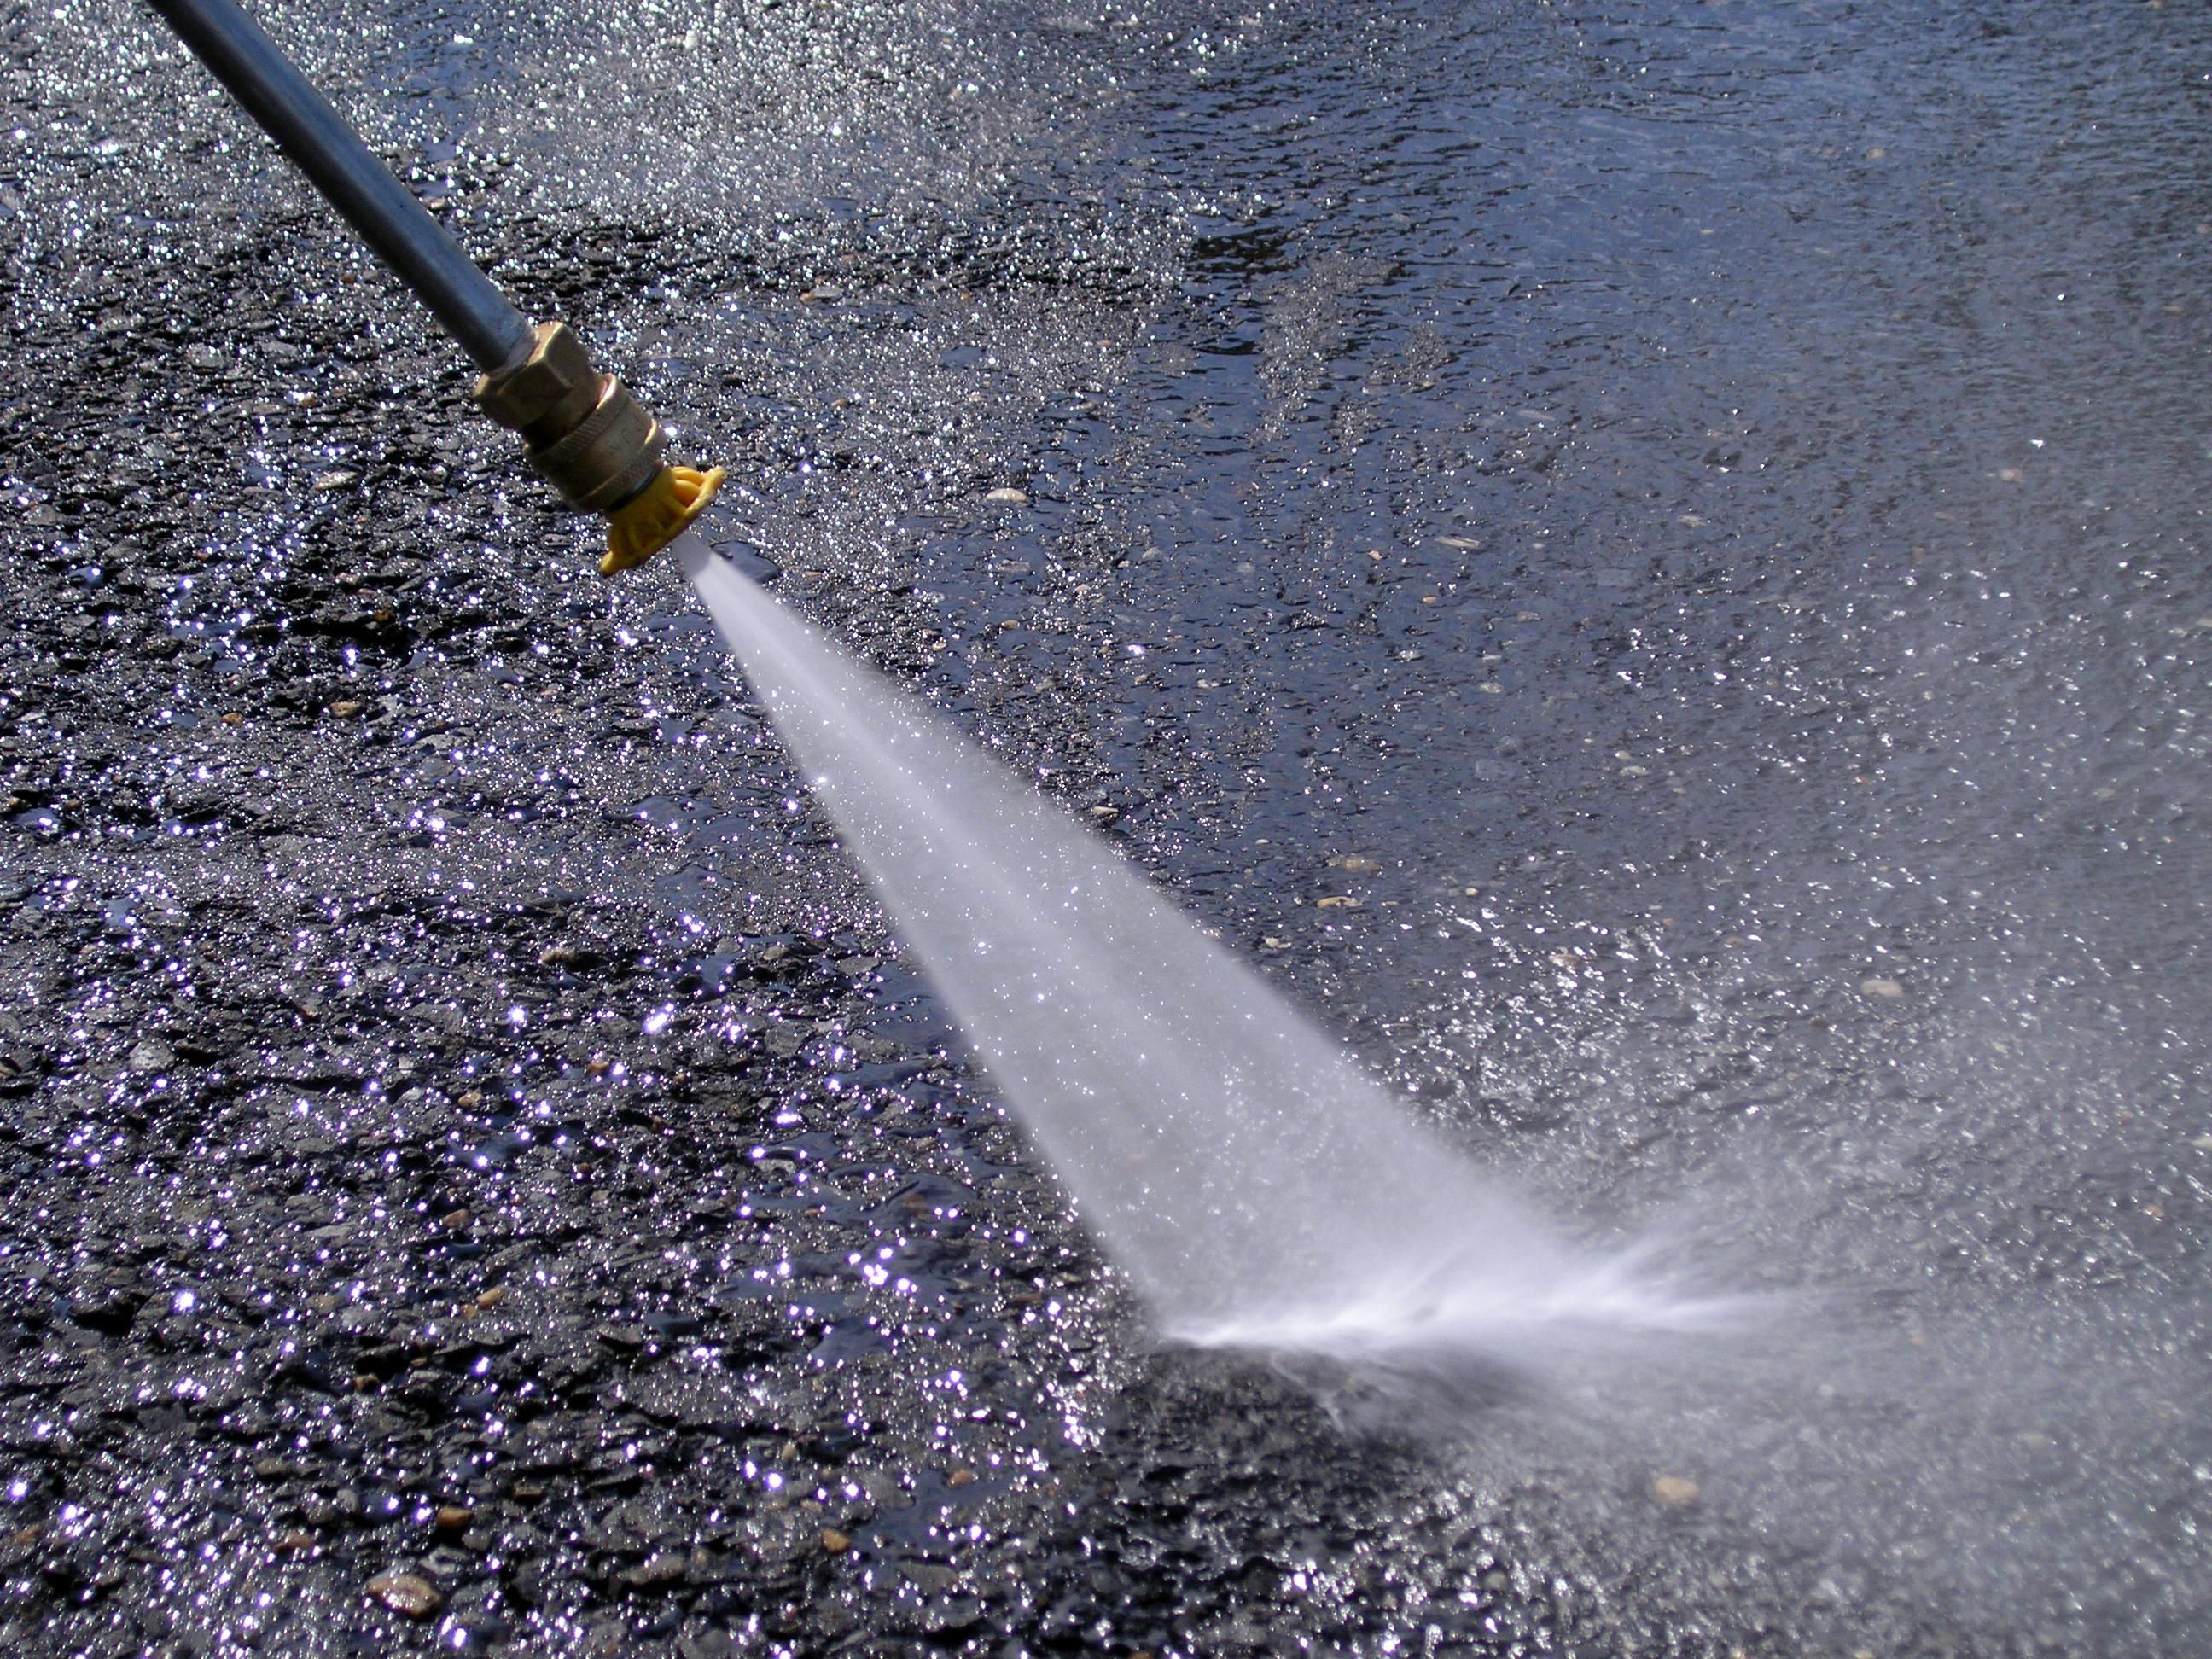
[3,1,2210,1655]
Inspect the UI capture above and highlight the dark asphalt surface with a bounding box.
[5,1,2211,1654]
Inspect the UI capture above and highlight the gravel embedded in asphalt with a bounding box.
[4,1,2210,1654]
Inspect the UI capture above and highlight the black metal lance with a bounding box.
[143,0,722,572]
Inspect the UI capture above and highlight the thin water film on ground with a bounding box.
[3,1,2209,1655]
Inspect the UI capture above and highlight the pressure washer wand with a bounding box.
[143,0,721,573]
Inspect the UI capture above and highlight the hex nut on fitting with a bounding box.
[473,319,666,515]
[474,321,598,444]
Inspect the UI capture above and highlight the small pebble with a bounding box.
[1651,1476,1700,1508]
[273,1528,317,1556]
[821,1529,852,1554]
[621,1553,688,1589]
[538,944,581,967]
[366,1571,442,1618]
[946,1469,978,1488]
[982,486,1030,504]
[434,1506,473,1532]
[127,1039,173,1072]
[328,701,363,719]
[1315,895,1360,910]
[1860,977,1905,998]
[438,1208,470,1231]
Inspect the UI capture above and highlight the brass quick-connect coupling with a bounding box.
[473,320,665,515]
[473,319,722,574]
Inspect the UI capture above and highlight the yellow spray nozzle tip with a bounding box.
[600,463,726,576]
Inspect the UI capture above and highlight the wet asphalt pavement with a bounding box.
[5,0,2212,1654]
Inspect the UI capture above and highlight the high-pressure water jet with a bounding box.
[669,529,1736,1366]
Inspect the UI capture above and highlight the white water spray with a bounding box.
[674,533,1735,1367]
